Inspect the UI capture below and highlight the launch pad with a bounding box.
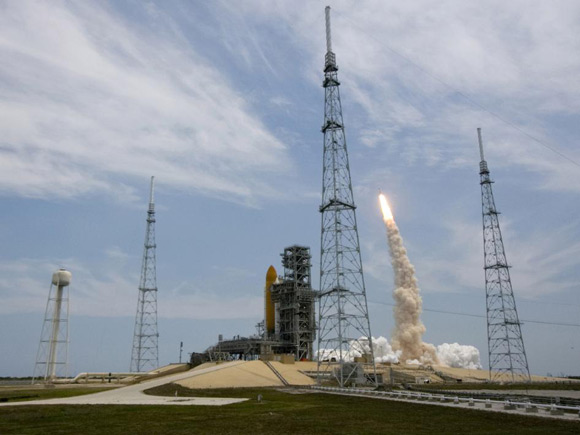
[199,245,317,364]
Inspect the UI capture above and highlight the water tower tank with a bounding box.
[52,269,72,287]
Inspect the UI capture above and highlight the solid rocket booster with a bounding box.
[265,265,277,335]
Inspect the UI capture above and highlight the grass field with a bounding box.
[0,386,578,434]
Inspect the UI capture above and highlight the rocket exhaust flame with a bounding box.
[378,192,438,364]
[379,193,393,222]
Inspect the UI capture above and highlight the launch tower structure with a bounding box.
[478,128,530,383]
[270,245,317,360]
[130,176,159,373]
[317,6,377,387]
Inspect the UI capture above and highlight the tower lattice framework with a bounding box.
[130,176,159,373]
[317,6,377,387]
[478,128,530,383]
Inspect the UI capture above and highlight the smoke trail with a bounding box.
[380,195,438,364]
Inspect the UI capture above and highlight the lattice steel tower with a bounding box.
[478,128,530,383]
[130,176,159,373]
[317,6,376,387]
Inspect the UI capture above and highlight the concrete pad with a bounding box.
[0,395,246,406]
[0,361,249,407]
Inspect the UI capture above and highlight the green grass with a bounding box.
[0,387,114,403]
[0,386,578,434]
[414,383,580,391]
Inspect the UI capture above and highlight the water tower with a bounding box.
[33,269,72,383]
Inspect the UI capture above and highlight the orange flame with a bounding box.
[379,193,394,222]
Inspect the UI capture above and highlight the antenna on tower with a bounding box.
[477,128,485,161]
[130,176,160,373]
[324,6,337,71]
[478,129,530,383]
[325,6,332,53]
[149,176,155,212]
[477,128,489,173]
[316,6,377,387]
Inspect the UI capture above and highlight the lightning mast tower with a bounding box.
[317,6,377,387]
[130,176,159,373]
[478,128,530,383]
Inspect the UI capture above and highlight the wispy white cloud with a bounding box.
[0,255,262,319]
[0,1,292,204]
[233,1,580,191]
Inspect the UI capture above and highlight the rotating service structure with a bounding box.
[270,245,317,360]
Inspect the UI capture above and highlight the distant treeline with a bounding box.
[0,377,33,380]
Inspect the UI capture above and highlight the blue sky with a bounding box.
[1,0,579,377]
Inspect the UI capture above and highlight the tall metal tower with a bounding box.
[317,6,377,387]
[130,176,159,373]
[478,128,530,383]
[33,269,72,383]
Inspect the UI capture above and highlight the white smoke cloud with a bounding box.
[371,336,402,364]
[316,338,372,363]
[436,342,483,370]
[349,337,401,364]
[317,336,483,370]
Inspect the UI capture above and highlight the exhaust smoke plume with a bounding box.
[436,343,483,369]
[379,194,439,364]
[316,336,482,369]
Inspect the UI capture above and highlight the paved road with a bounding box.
[0,361,249,407]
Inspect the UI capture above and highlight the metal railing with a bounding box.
[311,386,580,416]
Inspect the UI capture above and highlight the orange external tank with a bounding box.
[265,265,277,335]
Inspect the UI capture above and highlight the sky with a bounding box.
[1,0,579,377]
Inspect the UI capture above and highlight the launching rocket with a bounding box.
[378,190,438,364]
[379,192,394,222]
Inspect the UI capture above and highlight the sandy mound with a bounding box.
[176,360,317,389]
[177,361,283,389]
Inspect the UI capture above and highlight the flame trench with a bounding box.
[379,194,438,364]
